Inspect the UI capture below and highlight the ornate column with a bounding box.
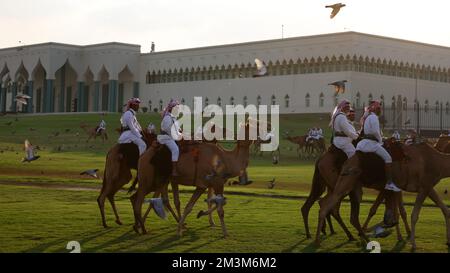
[93,81,100,112]
[43,79,54,112]
[59,66,65,112]
[108,80,118,112]
[26,81,33,113]
[76,81,84,112]
[11,82,17,112]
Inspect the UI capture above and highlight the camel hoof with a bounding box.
[115,219,123,225]
[209,222,216,227]
[133,225,140,234]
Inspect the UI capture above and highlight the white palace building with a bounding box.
[1,31,450,116]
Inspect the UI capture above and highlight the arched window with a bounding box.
[403,97,407,111]
[285,94,290,108]
[424,99,429,112]
[435,101,440,114]
[271,95,276,105]
[356,92,361,108]
[257,95,261,106]
[380,95,385,107]
[230,96,235,105]
[181,98,185,105]
[446,102,449,115]
[319,92,324,107]
[205,97,209,106]
[217,97,222,107]
[392,96,396,109]
[159,100,163,111]
[368,93,373,104]
[148,100,152,111]
[305,93,310,108]
[243,96,248,107]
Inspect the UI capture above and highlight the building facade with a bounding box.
[1,31,450,116]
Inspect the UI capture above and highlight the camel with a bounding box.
[131,125,254,237]
[305,138,326,158]
[434,136,450,153]
[315,142,450,250]
[284,133,308,158]
[301,144,411,242]
[80,123,108,143]
[96,130,155,228]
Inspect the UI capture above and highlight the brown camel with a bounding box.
[301,145,410,242]
[315,142,450,250]
[285,134,308,158]
[80,123,108,143]
[434,136,450,153]
[96,131,155,228]
[131,125,254,237]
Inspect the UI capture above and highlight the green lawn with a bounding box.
[0,112,449,253]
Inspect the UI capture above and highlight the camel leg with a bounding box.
[427,189,450,246]
[217,202,228,238]
[207,187,216,227]
[398,194,411,239]
[107,194,122,225]
[363,190,385,231]
[301,186,325,238]
[410,189,428,251]
[177,187,206,237]
[131,185,151,235]
[315,192,342,246]
[326,214,335,235]
[97,190,108,228]
[172,182,182,220]
[330,202,355,241]
[348,189,369,243]
[161,183,180,223]
[197,205,217,219]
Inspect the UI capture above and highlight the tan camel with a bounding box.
[96,131,155,228]
[315,142,450,250]
[301,145,410,242]
[131,125,254,237]
[285,134,308,158]
[80,123,108,143]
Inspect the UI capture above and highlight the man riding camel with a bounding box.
[356,100,401,192]
[118,98,147,156]
[157,99,182,176]
[331,100,359,159]
[96,119,106,134]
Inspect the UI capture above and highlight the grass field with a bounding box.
[0,112,449,253]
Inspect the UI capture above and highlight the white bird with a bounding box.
[143,197,167,220]
[22,139,40,163]
[325,3,346,19]
[80,169,99,178]
[15,94,31,105]
[253,58,268,77]
[328,80,347,95]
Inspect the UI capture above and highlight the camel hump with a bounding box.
[118,143,139,169]
[150,145,172,177]
[328,144,348,170]
[355,151,386,188]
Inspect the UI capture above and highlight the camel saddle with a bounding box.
[328,144,349,171]
[355,139,407,189]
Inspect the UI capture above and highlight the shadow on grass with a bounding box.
[390,240,408,253]
[24,228,115,253]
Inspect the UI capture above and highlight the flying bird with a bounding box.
[22,139,40,163]
[325,3,346,19]
[15,94,31,105]
[253,58,268,77]
[80,169,99,178]
[143,197,167,220]
[404,117,411,125]
[328,80,347,95]
[268,178,276,189]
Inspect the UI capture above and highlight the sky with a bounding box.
[1,0,450,53]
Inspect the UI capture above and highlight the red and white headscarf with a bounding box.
[126,97,141,111]
[360,100,381,126]
[330,99,350,127]
[162,98,180,117]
